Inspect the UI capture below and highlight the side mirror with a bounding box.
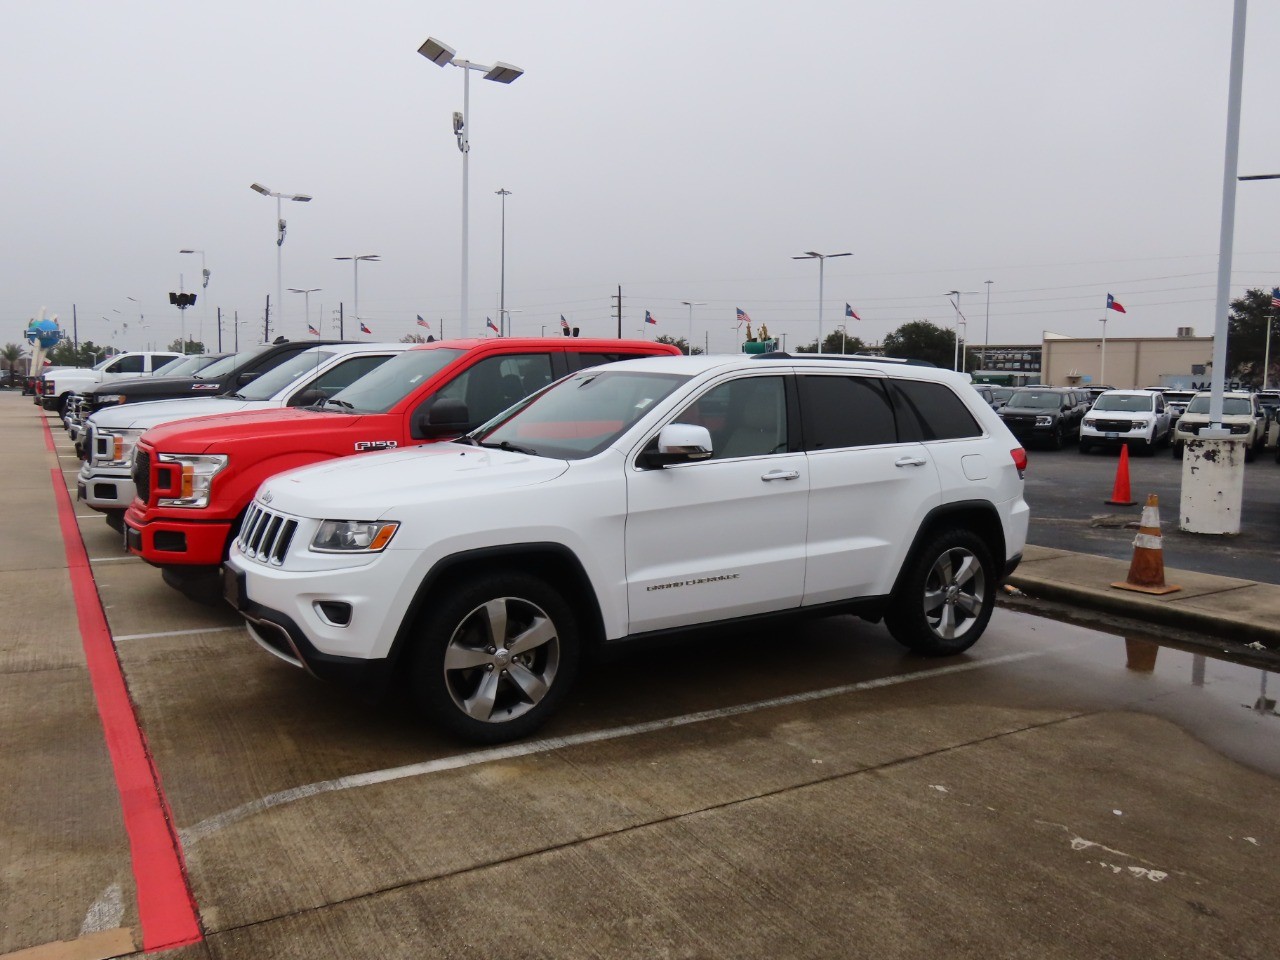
[237,371,260,386]
[290,387,327,408]
[640,423,714,468]
[414,397,471,439]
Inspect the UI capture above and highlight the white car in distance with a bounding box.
[1078,389,1172,456]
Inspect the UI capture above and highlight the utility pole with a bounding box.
[263,294,271,342]
[234,310,240,351]
[72,304,78,352]
[613,285,622,337]
[339,303,344,339]
[216,307,222,352]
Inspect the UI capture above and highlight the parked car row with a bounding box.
[45,339,1035,742]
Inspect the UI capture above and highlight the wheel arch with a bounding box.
[890,500,1007,600]
[386,542,607,670]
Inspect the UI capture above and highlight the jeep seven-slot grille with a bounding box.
[237,503,298,565]
[132,450,151,503]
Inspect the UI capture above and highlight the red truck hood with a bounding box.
[139,407,374,454]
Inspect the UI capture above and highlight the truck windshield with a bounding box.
[473,369,690,460]
[235,349,338,400]
[323,348,466,413]
[192,352,251,380]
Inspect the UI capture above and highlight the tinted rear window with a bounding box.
[798,375,896,449]
[892,380,982,441]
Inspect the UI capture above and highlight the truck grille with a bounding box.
[132,450,151,503]
[237,503,299,565]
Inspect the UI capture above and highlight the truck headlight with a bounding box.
[1131,419,1149,429]
[1035,415,1053,426]
[95,428,144,466]
[1083,418,1097,428]
[95,394,127,405]
[312,520,399,553]
[157,453,228,508]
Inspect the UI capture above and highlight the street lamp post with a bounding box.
[983,279,994,372]
[250,183,312,339]
[288,288,321,337]
[946,290,977,371]
[333,256,380,336]
[496,188,512,335]
[793,251,852,352]
[179,249,209,349]
[680,301,706,355]
[418,37,524,339]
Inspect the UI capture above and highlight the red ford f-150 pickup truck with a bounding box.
[125,337,681,599]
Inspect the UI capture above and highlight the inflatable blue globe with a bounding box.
[24,318,62,349]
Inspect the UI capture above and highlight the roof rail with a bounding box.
[751,351,937,367]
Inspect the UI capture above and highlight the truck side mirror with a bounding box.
[290,388,327,408]
[414,397,471,439]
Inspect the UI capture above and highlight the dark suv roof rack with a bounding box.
[751,352,936,367]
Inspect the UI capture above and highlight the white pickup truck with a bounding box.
[39,351,182,416]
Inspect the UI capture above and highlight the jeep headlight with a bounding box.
[95,427,144,466]
[1035,415,1053,426]
[157,453,228,508]
[312,520,399,553]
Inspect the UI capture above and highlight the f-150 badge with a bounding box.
[355,440,398,452]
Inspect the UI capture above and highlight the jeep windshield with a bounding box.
[1185,396,1254,416]
[320,348,466,414]
[1007,391,1063,409]
[1091,394,1155,412]
[472,369,690,460]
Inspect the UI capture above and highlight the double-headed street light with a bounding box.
[250,183,312,338]
[946,290,977,371]
[333,256,380,336]
[418,36,524,338]
[288,288,321,337]
[680,301,706,355]
[793,251,852,352]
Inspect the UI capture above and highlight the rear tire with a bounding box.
[1078,440,1092,455]
[410,571,580,743]
[885,530,996,657]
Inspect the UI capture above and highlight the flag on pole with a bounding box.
[735,307,751,329]
[1270,288,1280,309]
[486,317,500,334]
[560,315,569,330]
[644,310,657,325]
[417,315,430,329]
[1105,294,1126,314]
[845,303,861,321]
[307,323,319,336]
[359,322,372,334]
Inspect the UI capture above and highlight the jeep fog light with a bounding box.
[157,453,228,508]
[312,520,399,553]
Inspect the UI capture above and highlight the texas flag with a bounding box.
[417,315,430,329]
[359,322,372,334]
[644,310,657,325]
[1105,294,1126,314]
[307,323,319,336]
[845,303,861,320]
[486,317,500,334]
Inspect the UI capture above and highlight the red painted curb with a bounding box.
[44,417,203,950]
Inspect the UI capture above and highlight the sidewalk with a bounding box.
[1005,543,1280,663]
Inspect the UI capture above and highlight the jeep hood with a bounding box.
[259,444,569,517]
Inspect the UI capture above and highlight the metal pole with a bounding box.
[1100,317,1108,386]
[72,303,78,352]
[687,304,693,353]
[264,294,270,343]
[1209,0,1248,428]
[817,257,825,352]
[276,195,284,336]
[461,66,471,337]
[200,251,208,348]
[234,310,239,351]
[1263,315,1273,391]
[984,279,993,362]
[217,306,222,352]
[353,261,360,335]
[496,188,509,335]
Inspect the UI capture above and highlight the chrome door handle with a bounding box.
[761,470,800,481]
[895,456,927,467]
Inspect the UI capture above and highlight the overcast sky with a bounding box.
[5,1,1280,356]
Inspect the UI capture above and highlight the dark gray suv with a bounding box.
[997,387,1084,449]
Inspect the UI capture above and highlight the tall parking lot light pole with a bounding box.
[946,290,977,371]
[794,251,852,352]
[289,288,321,337]
[333,256,380,335]
[179,249,209,349]
[496,188,512,335]
[983,279,994,369]
[418,36,524,339]
[250,183,312,338]
[680,301,706,354]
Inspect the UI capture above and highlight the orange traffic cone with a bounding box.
[1106,444,1137,506]
[1111,493,1181,595]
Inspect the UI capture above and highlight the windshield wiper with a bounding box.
[477,439,538,456]
[322,398,355,410]
[227,392,247,400]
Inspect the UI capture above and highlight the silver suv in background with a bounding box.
[1172,392,1266,460]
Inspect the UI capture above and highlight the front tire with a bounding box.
[885,530,996,657]
[411,571,580,743]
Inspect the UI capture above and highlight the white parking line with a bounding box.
[179,646,1067,845]
[88,556,142,564]
[114,626,243,643]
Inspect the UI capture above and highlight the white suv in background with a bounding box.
[1172,391,1266,460]
[1078,389,1172,455]
[225,353,1030,743]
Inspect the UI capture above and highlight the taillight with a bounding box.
[1010,447,1027,478]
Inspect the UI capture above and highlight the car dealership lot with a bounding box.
[5,395,1280,959]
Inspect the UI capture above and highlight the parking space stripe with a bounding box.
[180,645,1066,844]
[45,415,202,952]
[115,626,242,643]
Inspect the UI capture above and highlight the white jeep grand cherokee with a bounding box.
[224,353,1030,743]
